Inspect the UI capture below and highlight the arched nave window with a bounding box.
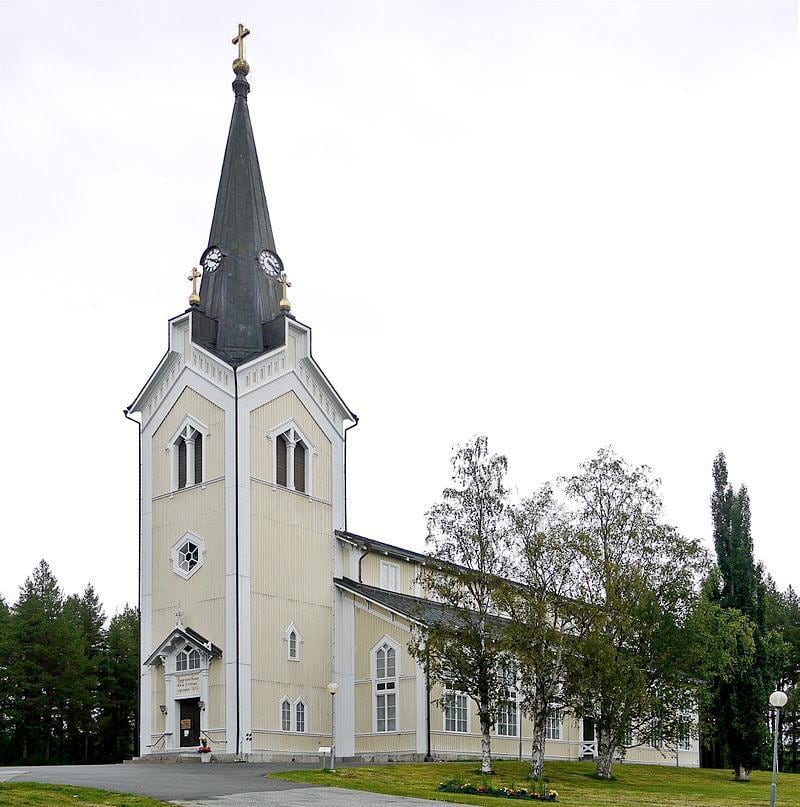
[372,638,398,733]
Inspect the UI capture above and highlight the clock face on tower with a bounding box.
[258,249,283,278]
[201,247,223,273]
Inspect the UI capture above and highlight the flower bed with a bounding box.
[437,778,558,801]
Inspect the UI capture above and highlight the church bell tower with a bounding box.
[126,26,356,758]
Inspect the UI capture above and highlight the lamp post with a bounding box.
[770,690,788,807]
[327,682,339,772]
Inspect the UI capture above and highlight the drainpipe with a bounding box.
[123,407,142,758]
[425,647,432,761]
[343,417,359,532]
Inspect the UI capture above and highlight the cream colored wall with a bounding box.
[152,386,226,497]
[150,666,167,749]
[359,554,419,596]
[250,391,332,501]
[149,386,228,741]
[249,392,335,748]
[353,601,418,755]
[151,484,226,642]
[207,659,226,739]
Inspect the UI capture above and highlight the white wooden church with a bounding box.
[126,30,698,768]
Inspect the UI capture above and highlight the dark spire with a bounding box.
[195,47,284,366]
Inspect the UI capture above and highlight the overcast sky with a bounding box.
[0,1,797,615]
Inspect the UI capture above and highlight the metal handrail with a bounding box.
[147,732,171,749]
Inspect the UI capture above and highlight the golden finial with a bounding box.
[232,23,251,74]
[279,272,292,313]
[188,266,201,306]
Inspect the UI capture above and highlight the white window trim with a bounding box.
[495,694,519,738]
[442,689,471,734]
[268,419,316,496]
[294,697,307,733]
[284,622,302,662]
[279,697,292,732]
[545,708,563,741]
[170,531,207,580]
[371,635,400,734]
[168,415,209,492]
[379,561,400,592]
[166,638,210,675]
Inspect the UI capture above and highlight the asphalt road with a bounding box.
[0,762,314,800]
[0,763,448,805]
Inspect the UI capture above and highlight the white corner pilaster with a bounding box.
[334,588,355,757]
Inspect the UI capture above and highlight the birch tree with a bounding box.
[498,485,588,780]
[410,436,511,775]
[560,448,710,780]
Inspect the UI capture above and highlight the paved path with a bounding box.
[0,763,446,804]
[176,787,446,806]
[0,763,311,800]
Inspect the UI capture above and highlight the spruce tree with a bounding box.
[63,585,106,762]
[8,560,81,762]
[708,452,775,780]
[97,606,139,761]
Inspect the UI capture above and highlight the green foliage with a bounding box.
[704,452,782,777]
[557,448,718,780]
[410,435,512,774]
[274,759,800,806]
[0,560,139,765]
[497,484,589,779]
[0,782,169,806]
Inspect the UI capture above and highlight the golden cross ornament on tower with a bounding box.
[232,23,250,66]
[279,272,292,312]
[188,266,201,306]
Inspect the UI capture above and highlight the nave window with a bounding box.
[373,639,398,732]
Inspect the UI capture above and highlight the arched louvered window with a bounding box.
[270,424,314,495]
[171,420,206,491]
[194,433,203,484]
[294,442,306,493]
[177,437,187,489]
[276,434,288,487]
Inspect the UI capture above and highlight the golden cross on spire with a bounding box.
[232,23,250,62]
[279,271,292,313]
[188,266,201,306]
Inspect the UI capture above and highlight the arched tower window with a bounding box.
[276,434,288,487]
[170,418,207,491]
[270,422,315,496]
[284,623,302,661]
[293,442,306,493]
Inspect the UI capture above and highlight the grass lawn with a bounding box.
[0,782,170,807]
[273,760,800,807]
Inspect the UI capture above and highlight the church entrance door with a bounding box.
[179,698,201,747]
